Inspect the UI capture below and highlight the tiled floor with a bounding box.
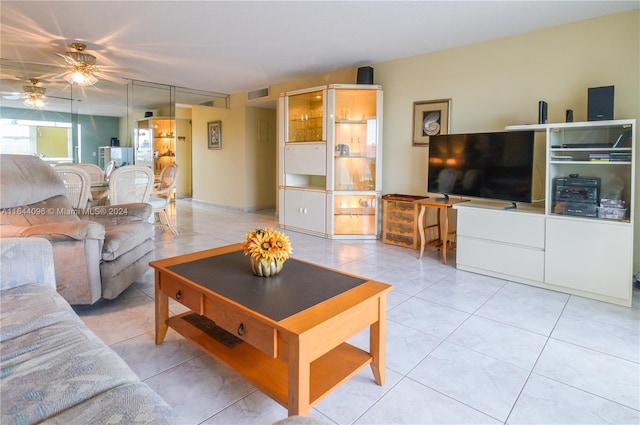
[74,200,640,425]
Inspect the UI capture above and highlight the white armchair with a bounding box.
[148,163,179,235]
[108,165,154,204]
[54,165,92,209]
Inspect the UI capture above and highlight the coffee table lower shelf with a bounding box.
[167,312,373,410]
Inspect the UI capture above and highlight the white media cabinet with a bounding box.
[454,119,635,307]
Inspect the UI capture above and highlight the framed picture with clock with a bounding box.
[412,99,451,146]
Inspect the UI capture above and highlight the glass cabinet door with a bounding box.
[333,89,377,191]
[333,194,377,235]
[287,90,324,142]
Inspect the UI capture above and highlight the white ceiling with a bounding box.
[1,1,638,114]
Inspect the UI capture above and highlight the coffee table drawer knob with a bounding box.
[237,323,245,336]
[175,290,182,300]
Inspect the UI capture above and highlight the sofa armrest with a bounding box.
[0,221,105,242]
[80,203,152,226]
[0,237,56,290]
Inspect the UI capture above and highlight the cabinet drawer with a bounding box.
[457,207,545,248]
[161,275,203,313]
[204,297,277,357]
[457,236,544,282]
[284,143,326,176]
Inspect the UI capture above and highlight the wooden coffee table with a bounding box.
[150,243,392,417]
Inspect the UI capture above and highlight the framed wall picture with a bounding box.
[412,99,451,146]
[208,120,222,149]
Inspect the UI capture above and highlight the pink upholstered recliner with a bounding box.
[0,154,155,305]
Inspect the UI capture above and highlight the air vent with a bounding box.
[199,100,214,107]
[248,87,269,101]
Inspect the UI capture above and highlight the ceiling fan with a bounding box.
[56,43,99,86]
[52,42,134,86]
[2,42,131,90]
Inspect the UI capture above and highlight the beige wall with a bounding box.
[191,10,639,271]
[192,97,247,208]
[245,106,277,209]
[375,10,639,197]
[175,117,192,197]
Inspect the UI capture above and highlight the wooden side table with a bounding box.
[415,197,469,264]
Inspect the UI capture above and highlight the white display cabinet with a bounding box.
[455,119,635,306]
[279,84,383,238]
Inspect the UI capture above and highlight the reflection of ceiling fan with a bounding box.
[21,79,47,108]
[1,78,73,109]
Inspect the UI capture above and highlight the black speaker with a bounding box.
[357,66,374,84]
[538,101,548,124]
[566,109,573,123]
[588,86,614,121]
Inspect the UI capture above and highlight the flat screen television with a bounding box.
[427,131,535,204]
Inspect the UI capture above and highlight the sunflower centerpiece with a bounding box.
[242,227,292,277]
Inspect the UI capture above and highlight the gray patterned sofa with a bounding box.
[0,237,179,424]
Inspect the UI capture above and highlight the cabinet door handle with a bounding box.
[299,207,304,214]
[237,323,245,336]
[303,208,308,214]
[175,290,182,300]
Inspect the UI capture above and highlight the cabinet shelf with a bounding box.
[549,160,631,165]
[335,154,373,159]
[336,119,367,125]
[550,147,631,151]
[167,313,372,412]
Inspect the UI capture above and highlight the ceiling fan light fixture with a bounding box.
[23,94,46,109]
[64,66,98,86]
[62,43,99,86]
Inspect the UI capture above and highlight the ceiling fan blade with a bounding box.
[93,71,128,84]
[55,52,81,67]
[1,58,67,70]
[48,95,73,101]
[97,65,137,73]
[1,92,21,100]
